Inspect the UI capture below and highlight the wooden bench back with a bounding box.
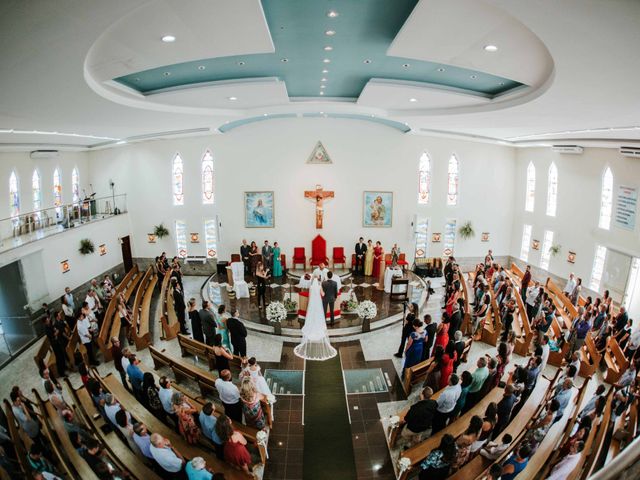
[178,334,243,372]
[402,357,434,395]
[33,336,57,377]
[546,277,579,318]
[131,265,156,350]
[581,388,615,480]
[159,270,180,340]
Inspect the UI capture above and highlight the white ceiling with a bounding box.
[1,0,640,149]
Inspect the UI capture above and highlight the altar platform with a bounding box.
[202,269,429,339]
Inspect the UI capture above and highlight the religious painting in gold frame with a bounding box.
[363,191,393,227]
[244,191,275,228]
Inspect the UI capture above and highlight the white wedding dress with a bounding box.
[294,278,337,361]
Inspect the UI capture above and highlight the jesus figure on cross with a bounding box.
[304,185,334,229]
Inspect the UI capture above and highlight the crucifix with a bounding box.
[304,184,334,229]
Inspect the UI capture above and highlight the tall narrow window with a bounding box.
[204,219,218,258]
[546,162,558,216]
[447,154,459,206]
[9,170,19,226]
[520,224,532,261]
[414,217,429,258]
[589,245,607,291]
[418,153,431,204]
[32,169,42,214]
[598,167,613,230]
[540,230,554,270]
[71,167,80,205]
[525,162,536,212]
[201,150,214,204]
[172,154,184,206]
[53,168,62,219]
[443,218,457,255]
[175,220,187,258]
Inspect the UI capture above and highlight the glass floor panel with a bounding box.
[343,368,389,394]
[264,369,304,395]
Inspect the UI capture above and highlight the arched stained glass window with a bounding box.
[201,150,214,204]
[598,167,613,230]
[53,168,62,219]
[525,162,535,212]
[546,162,558,216]
[72,167,80,204]
[447,154,459,206]
[418,152,431,204]
[9,170,19,225]
[172,154,184,206]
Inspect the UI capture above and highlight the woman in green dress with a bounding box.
[272,241,283,277]
[216,304,232,350]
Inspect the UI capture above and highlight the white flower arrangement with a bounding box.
[398,457,411,472]
[256,429,269,445]
[389,415,400,428]
[266,301,287,323]
[356,300,377,320]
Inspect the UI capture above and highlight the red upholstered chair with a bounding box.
[310,235,329,267]
[332,247,346,269]
[397,253,409,270]
[292,248,306,269]
[384,253,393,266]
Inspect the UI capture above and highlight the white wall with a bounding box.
[87,118,517,263]
[510,147,640,291]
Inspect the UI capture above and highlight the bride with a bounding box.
[294,277,337,361]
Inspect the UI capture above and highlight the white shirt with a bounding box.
[159,387,175,414]
[628,330,640,350]
[526,286,540,306]
[150,445,183,473]
[121,356,131,373]
[547,452,581,480]
[215,378,241,404]
[77,317,92,344]
[312,267,329,282]
[563,278,577,295]
[85,294,98,312]
[104,402,123,425]
[62,303,74,317]
[437,384,462,413]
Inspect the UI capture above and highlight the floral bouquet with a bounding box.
[356,300,377,320]
[266,301,287,323]
[283,297,298,312]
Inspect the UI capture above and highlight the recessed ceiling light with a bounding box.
[325,30,336,36]
[484,44,498,52]
[319,91,324,95]
[116,140,127,145]
[322,69,329,73]
[409,98,417,102]
[323,58,331,63]
[161,35,176,43]
[237,61,246,66]
[402,63,410,68]
[324,46,333,51]
[363,59,372,64]
[437,67,445,72]
[470,74,477,79]
[281,58,289,62]
[321,78,327,82]
[320,85,326,89]
[197,65,206,70]
[228,96,237,101]
[263,113,268,117]
[370,114,375,118]
[163,71,171,76]
[327,10,338,18]
[319,111,324,115]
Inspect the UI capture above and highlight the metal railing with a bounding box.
[0,194,127,253]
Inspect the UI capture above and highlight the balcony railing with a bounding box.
[0,194,127,254]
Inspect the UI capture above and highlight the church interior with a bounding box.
[1,1,640,479]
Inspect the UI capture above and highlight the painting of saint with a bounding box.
[363,191,393,227]
[245,191,275,228]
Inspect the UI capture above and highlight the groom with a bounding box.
[322,271,338,326]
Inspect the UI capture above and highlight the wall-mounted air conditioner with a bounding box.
[620,146,640,158]
[30,150,59,159]
[551,145,583,154]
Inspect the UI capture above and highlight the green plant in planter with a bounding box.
[549,244,562,257]
[458,221,475,240]
[154,223,170,239]
[79,238,95,255]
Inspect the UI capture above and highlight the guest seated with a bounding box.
[186,456,215,480]
[480,433,513,460]
[398,387,437,446]
[418,433,457,480]
[150,433,186,476]
[499,444,532,480]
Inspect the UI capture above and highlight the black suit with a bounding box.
[355,242,367,274]
[240,244,251,274]
[322,279,338,325]
[226,316,247,356]
[199,308,217,346]
[173,288,188,334]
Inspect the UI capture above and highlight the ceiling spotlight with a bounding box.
[319,91,324,95]
[327,10,339,18]
[263,113,268,117]
[197,65,206,70]
[437,67,445,72]
[323,58,331,63]
[161,35,176,43]
[324,46,333,51]
[320,85,326,89]
[325,30,336,36]
[237,61,246,66]
[228,96,237,101]
[402,63,410,68]
[484,44,498,52]
[470,74,477,79]
[319,111,324,115]
[321,78,327,82]
[281,58,289,62]
[163,71,171,76]
[322,69,329,73]
[409,98,417,102]
[363,59,372,64]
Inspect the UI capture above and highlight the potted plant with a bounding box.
[153,223,170,239]
[549,244,562,257]
[357,300,378,333]
[266,301,287,335]
[79,238,95,255]
[283,297,298,313]
[458,221,475,240]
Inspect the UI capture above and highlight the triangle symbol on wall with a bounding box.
[306,141,332,164]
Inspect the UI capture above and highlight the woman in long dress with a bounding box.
[249,241,260,275]
[364,239,374,276]
[372,241,383,278]
[272,241,283,277]
[294,278,337,361]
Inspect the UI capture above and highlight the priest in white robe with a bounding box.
[312,262,330,282]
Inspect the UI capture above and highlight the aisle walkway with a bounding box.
[303,354,357,480]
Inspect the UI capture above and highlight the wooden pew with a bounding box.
[546,277,579,319]
[579,334,602,377]
[397,386,505,480]
[92,372,250,480]
[401,357,434,395]
[481,290,502,346]
[606,398,638,464]
[159,270,180,340]
[504,270,534,356]
[64,324,89,371]
[2,399,31,477]
[603,336,630,384]
[459,269,472,334]
[177,334,244,374]
[547,317,570,367]
[32,389,99,480]
[63,378,162,480]
[33,336,58,378]
[131,265,157,351]
[580,388,615,480]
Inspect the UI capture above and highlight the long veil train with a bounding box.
[294,278,337,361]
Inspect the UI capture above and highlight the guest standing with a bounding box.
[214,370,242,422]
[364,239,374,276]
[240,377,267,429]
[248,241,260,275]
[372,241,383,278]
[199,301,217,347]
[272,241,283,277]
[171,278,189,335]
[262,240,274,271]
[212,334,234,376]
[255,261,269,310]
[403,320,425,376]
[188,298,204,343]
[395,302,418,358]
[355,237,367,274]
[240,239,251,275]
[226,310,248,357]
[215,305,232,350]
[215,415,253,476]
